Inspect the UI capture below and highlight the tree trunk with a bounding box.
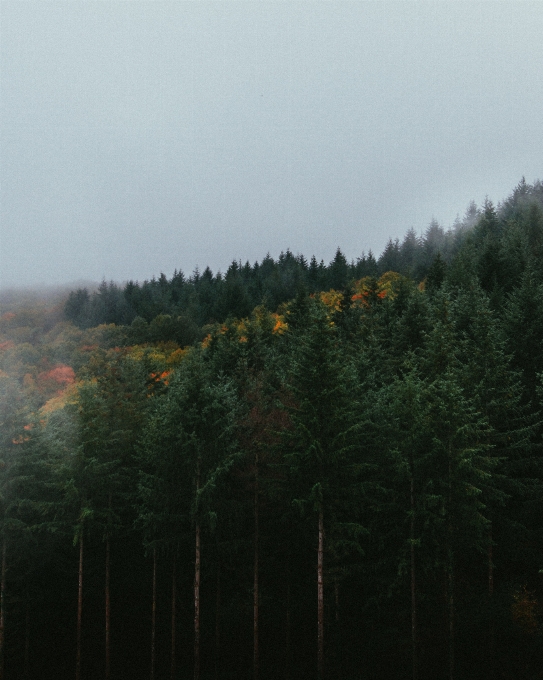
[488,523,494,597]
[253,451,259,680]
[76,531,83,680]
[317,508,324,680]
[23,589,30,680]
[194,460,201,680]
[105,536,111,680]
[0,537,7,680]
[448,556,454,680]
[24,592,30,680]
[194,521,201,680]
[447,453,454,680]
[285,567,291,680]
[410,473,418,680]
[151,547,157,680]
[215,563,221,680]
[171,555,176,680]
[488,522,495,678]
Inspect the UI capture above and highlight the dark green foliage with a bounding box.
[5,177,543,679]
[425,253,447,294]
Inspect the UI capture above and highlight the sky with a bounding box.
[1,0,542,289]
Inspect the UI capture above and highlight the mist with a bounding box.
[1,1,542,288]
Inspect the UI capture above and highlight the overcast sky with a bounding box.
[1,1,542,289]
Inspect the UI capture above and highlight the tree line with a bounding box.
[0,178,543,680]
[62,178,543,338]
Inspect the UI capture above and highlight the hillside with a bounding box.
[0,178,543,680]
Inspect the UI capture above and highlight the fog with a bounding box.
[1,1,542,288]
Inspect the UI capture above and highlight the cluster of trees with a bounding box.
[64,178,543,337]
[0,178,543,680]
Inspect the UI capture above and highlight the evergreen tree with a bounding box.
[139,348,240,680]
[280,297,362,680]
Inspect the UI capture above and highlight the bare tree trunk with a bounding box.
[105,536,111,680]
[24,591,30,680]
[410,473,418,680]
[317,508,324,680]
[488,524,494,597]
[253,451,259,680]
[194,460,201,680]
[151,547,157,680]
[448,557,454,680]
[488,523,495,678]
[171,555,176,680]
[76,532,83,680]
[334,582,339,623]
[215,563,221,680]
[285,566,291,680]
[194,521,201,680]
[447,453,454,680]
[0,537,7,680]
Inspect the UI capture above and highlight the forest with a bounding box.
[1,178,543,680]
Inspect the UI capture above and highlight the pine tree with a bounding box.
[280,297,362,680]
[138,348,240,680]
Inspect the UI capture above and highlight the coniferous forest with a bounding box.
[2,178,543,680]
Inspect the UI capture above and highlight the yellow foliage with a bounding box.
[318,290,344,312]
[166,348,188,365]
[40,382,79,416]
[352,271,408,306]
[271,313,287,334]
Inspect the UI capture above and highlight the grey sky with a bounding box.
[1,1,542,288]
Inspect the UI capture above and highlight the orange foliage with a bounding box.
[272,313,287,334]
[318,290,344,312]
[0,340,15,351]
[35,364,76,399]
[37,365,76,386]
[352,271,405,307]
[148,370,171,390]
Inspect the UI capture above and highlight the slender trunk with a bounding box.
[410,472,418,680]
[447,452,454,680]
[151,547,157,680]
[333,579,340,678]
[253,452,259,680]
[0,537,7,680]
[194,522,201,680]
[76,531,84,680]
[488,523,494,597]
[24,592,30,680]
[194,460,201,680]
[215,563,221,680]
[285,571,291,680]
[488,522,495,678]
[448,557,454,680]
[171,555,177,680]
[105,536,111,680]
[105,492,112,680]
[317,508,324,680]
